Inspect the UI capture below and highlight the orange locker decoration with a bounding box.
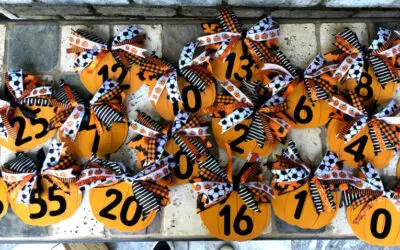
[2,140,82,226]
[284,53,338,128]
[207,79,290,159]
[67,25,147,94]
[0,70,56,152]
[128,110,210,186]
[269,141,348,229]
[192,150,274,241]
[197,7,279,85]
[49,80,128,158]
[77,155,174,232]
[343,162,400,246]
[139,43,216,121]
[325,28,400,105]
[327,92,398,169]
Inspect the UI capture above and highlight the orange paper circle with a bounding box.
[89,181,157,232]
[327,119,394,169]
[200,192,270,241]
[0,179,8,220]
[10,178,82,226]
[271,181,340,229]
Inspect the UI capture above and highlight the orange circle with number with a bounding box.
[212,118,278,160]
[200,191,270,241]
[271,181,340,229]
[285,81,333,128]
[149,76,216,121]
[89,181,157,232]
[0,179,8,220]
[346,196,400,246]
[59,111,128,158]
[327,119,394,169]
[137,138,200,186]
[10,178,82,226]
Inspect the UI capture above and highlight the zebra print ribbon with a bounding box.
[197,7,279,65]
[50,80,125,141]
[0,70,53,141]
[192,152,274,213]
[77,155,175,220]
[129,110,209,166]
[329,94,400,155]
[67,25,147,72]
[1,140,76,206]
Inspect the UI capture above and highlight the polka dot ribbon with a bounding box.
[197,7,279,65]
[0,70,53,141]
[192,150,274,213]
[67,25,147,72]
[77,155,175,220]
[1,140,76,206]
[328,93,400,155]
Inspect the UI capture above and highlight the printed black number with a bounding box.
[99,189,142,226]
[173,85,202,115]
[219,204,254,236]
[228,124,249,154]
[370,208,391,239]
[355,72,373,100]
[98,63,128,84]
[11,108,49,146]
[79,115,101,154]
[293,96,313,124]
[174,151,194,180]
[29,184,67,219]
[225,41,254,82]
[294,190,307,220]
[0,200,4,216]
[344,135,368,162]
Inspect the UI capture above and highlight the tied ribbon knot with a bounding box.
[331,28,400,88]
[49,80,126,141]
[328,92,400,155]
[269,140,357,213]
[0,70,53,141]
[128,110,209,166]
[197,7,279,66]
[343,162,400,224]
[208,79,290,148]
[77,155,176,220]
[1,140,76,206]
[67,25,147,73]
[192,146,274,213]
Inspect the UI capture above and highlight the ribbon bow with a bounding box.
[192,148,274,213]
[197,7,279,66]
[329,92,400,156]
[342,162,400,224]
[331,28,400,87]
[207,79,290,148]
[67,25,147,72]
[49,80,126,141]
[1,140,76,206]
[128,110,209,166]
[77,155,176,220]
[0,70,53,141]
[269,140,357,213]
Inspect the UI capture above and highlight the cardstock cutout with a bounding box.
[77,156,174,232]
[343,163,400,246]
[192,149,274,241]
[207,79,291,159]
[2,140,82,226]
[0,70,56,152]
[0,180,9,220]
[67,25,147,94]
[128,111,210,186]
[49,80,128,158]
[324,27,400,105]
[140,43,217,121]
[269,141,346,229]
[198,7,279,85]
[326,93,398,169]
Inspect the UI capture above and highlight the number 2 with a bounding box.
[219,204,254,236]
[228,124,249,154]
